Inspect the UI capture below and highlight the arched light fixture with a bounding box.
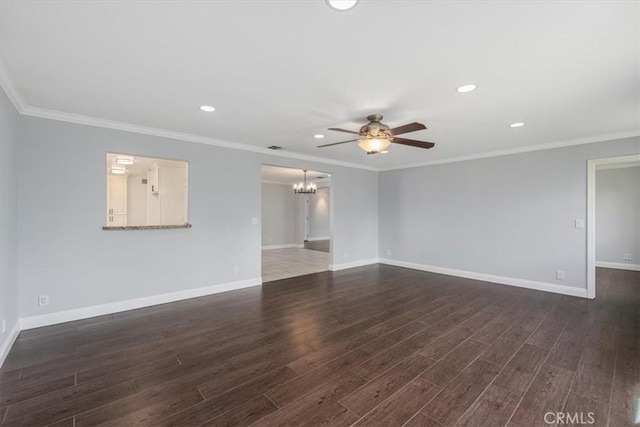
[293,170,317,195]
[326,0,358,11]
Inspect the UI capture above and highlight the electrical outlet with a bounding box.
[623,253,632,261]
[556,270,565,280]
[2,319,6,334]
[385,249,392,257]
[38,295,50,307]
[232,267,239,277]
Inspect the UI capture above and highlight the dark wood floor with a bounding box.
[0,266,637,426]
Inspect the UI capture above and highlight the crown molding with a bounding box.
[0,58,26,113]
[379,130,640,171]
[20,106,379,172]
[3,51,637,173]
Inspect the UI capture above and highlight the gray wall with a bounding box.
[596,166,640,265]
[261,183,300,247]
[17,116,378,318]
[309,186,330,239]
[0,88,19,347]
[379,137,640,290]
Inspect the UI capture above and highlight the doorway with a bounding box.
[260,165,332,283]
[587,154,640,298]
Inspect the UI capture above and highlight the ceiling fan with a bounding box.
[317,114,435,154]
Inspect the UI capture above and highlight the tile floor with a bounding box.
[262,248,329,283]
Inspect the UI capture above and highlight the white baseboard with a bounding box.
[20,278,262,331]
[262,244,304,250]
[596,261,640,272]
[379,258,589,298]
[329,258,380,272]
[306,237,330,242]
[0,321,21,368]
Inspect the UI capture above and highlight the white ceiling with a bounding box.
[1,1,638,170]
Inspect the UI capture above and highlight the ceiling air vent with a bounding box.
[267,145,285,150]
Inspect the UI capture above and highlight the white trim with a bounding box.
[596,261,640,272]
[20,278,262,330]
[329,258,380,272]
[307,236,330,242]
[2,53,637,174]
[596,162,640,170]
[380,131,640,172]
[6,91,639,174]
[20,106,377,172]
[587,154,640,300]
[0,321,21,368]
[0,59,26,112]
[379,258,588,298]
[262,244,304,250]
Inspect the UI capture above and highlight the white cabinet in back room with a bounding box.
[106,174,128,226]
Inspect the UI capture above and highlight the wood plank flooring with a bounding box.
[0,265,637,426]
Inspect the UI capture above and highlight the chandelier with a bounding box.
[293,170,317,195]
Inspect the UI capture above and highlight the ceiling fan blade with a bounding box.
[328,127,361,135]
[387,122,427,136]
[391,137,435,149]
[317,139,358,148]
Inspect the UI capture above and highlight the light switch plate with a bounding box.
[251,217,258,225]
[575,219,584,229]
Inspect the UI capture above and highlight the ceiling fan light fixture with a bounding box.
[358,138,391,154]
[456,84,477,93]
[326,0,358,11]
[313,134,325,139]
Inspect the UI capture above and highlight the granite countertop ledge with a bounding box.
[103,224,192,230]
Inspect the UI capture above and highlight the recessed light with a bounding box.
[456,84,477,93]
[510,122,525,128]
[200,105,216,112]
[314,134,325,139]
[326,0,358,11]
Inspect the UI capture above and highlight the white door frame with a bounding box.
[586,154,640,299]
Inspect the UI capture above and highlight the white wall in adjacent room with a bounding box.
[379,136,640,292]
[596,166,640,267]
[261,183,300,247]
[127,174,148,226]
[309,186,330,240]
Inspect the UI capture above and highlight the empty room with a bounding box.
[0,1,639,426]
